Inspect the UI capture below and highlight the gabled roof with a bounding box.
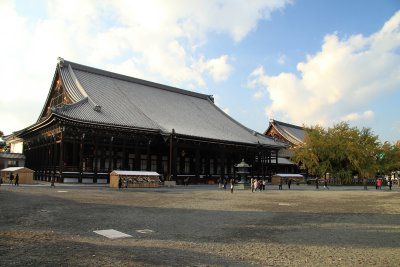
[31,58,284,148]
[264,119,305,146]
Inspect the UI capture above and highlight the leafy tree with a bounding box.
[291,122,380,184]
[377,141,400,177]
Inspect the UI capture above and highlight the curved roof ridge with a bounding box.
[53,97,89,113]
[67,64,101,112]
[63,58,212,101]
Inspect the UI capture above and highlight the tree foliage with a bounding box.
[291,122,381,184]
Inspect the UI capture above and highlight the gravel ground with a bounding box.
[0,184,399,266]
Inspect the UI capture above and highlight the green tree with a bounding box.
[291,122,380,184]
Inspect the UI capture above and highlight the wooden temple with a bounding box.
[264,119,305,174]
[15,58,286,184]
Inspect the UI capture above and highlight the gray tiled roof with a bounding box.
[53,59,284,148]
[268,120,305,146]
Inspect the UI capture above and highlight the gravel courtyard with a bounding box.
[0,184,399,266]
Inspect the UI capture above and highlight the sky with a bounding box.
[0,0,399,143]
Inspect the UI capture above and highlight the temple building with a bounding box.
[14,58,285,184]
[264,119,305,174]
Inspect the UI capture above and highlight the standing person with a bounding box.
[254,178,259,192]
[0,176,3,188]
[223,178,227,190]
[250,178,254,192]
[315,178,319,189]
[278,178,283,190]
[324,179,329,190]
[287,179,292,189]
[118,177,122,190]
[262,179,266,190]
[363,177,368,190]
[9,173,14,185]
[375,178,379,190]
[388,179,393,190]
[15,174,19,186]
[218,177,222,189]
[230,178,235,193]
[51,177,55,188]
[125,178,129,188]
[377,178,382,190]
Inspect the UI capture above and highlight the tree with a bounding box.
[377,141,400,177]
[291,122,380,184]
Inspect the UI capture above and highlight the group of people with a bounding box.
[7,173,19,186]
[218,177,236,193]
[251,178,266,192]
[376,178,393,190]
[278,178,293,190]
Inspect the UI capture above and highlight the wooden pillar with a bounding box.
[146,141,151,171]
[79,133,84,183]
[93,136,98,183]
[220,147,225,178]
[172,143,177,180]
[108,136,114,172]
[134,139,140,170]
[72,138,78,170]
[195,147,200,178]
[59,129,64,183]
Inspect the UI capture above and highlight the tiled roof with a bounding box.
[52,59,284,148]
[266,119,305,146]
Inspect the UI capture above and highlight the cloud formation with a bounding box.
[249,11,400,127]
[0,0,290,135]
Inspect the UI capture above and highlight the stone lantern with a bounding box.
[235,159,251,189]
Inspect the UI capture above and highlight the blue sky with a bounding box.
[0,0,399,143]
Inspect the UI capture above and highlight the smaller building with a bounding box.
[264,119,306,174]
[110,170,160,188]
[271,173,304,185]
[0,153,25,169]
[0,167,34,184]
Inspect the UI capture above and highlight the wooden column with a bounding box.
[220,147,226,178]
[134,139,140,171]
[195,147,200,179]
[93,136,98,183]
[146,141,151,171]
[79,134,84,183]
[59,129,64,183]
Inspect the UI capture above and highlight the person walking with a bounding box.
[287,179,292,190]
[9,173,14,185]
[278,178,283,190]
[118,177,122,190]
[388,179,393,190]
[14,174,19,186]
[230,178,235,193]
[324,179,329,190]
[377,178,382,190]
[51,177,55,188]
[375,178,379,190]
[223,178,227,190]
[250,178,254,192]
[262,179,266,190]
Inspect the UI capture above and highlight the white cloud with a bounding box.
[277,54,286,65]
[193,55,233,82]
[0,0,290,135]
[249,10,400,127]
[341,110,374,122]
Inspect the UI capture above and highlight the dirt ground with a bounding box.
[0,184,399,266]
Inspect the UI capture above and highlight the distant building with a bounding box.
[264,119,305,173]
[14,58,285,183]
[0,135,25,169]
